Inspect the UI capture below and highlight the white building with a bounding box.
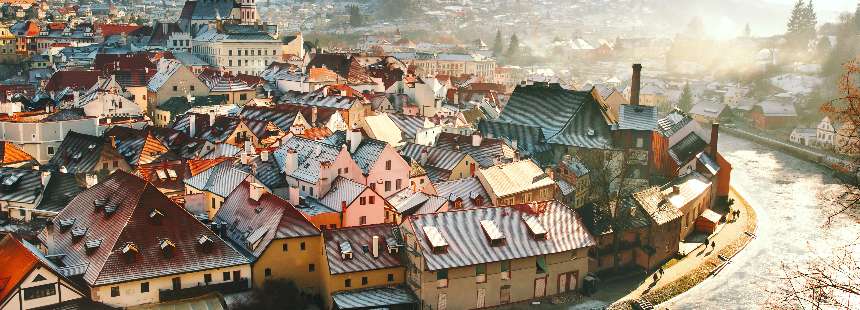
[192,24,282,76]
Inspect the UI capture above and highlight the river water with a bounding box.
[665,133,860,309]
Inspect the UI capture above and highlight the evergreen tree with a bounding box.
[678,83,693,112]
[492,30,503,56]
[506,34,520,57]
[787,0,805,37]
[348,5,363,27]
[804,0,817,35]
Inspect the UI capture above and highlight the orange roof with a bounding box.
[0,234,39,303]
[94,23,142,37]
[0,142,35,165]
[299,127,332,140]
[187,157,232,176]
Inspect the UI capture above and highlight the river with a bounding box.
[664,133,860,309]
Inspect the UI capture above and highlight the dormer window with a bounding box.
[423,226,448,254]
[340,241,353,260]
[480,220,505,246]
[156,170,167,180]
[104,203,118,216]
[523,215,547,240]
[160,239,176,257]
[198,235,214,252]
[93,199,107,211]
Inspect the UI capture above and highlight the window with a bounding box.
[110,286,119,297]
[300,242,306,250]
[344,167,348,173]
[24,284,56,300]
[501,260,511,280]
[476,264,487,283]
[204,274,212,283]
[47,146,54,155]
[360,216,367,225]
[387,273,394,282]
[223,271,231,281]
[113,160,118,168]
[369,196,375,204]
[18,209,25,217]
[240,94,247,100]
[103,162,108,170]
[265,268,272,277]
[140,282,149,293]
[360,197,366,205]
[344,279,351,287]
[190,86,195,91]
[172,277,181,290]
[396,179,402,190]
[385,160,391,170]
[536,256,547,274]
[385,181,391,192]
[282,243,288,251]
[172,85,178,91]
[437,269,448,288]
[636,137,644,148]
[308,264,315,272]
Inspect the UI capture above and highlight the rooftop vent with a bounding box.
[149,209,164,224]
[480,220,505,246]
[160,239,176,257]
[121,242,138,260]
[586,129,595,136]
[198,235,214,252]
[93,198,107,211]
[104,203,118,216]
[84,239,101,254]
[340,241,353,260]
[58,218,76,231]
[71,226,87,241]
[0,173,22,190]
[523,214,547,240]
[422,226,448,253]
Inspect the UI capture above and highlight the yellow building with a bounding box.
[183,158,249,219]
[399,143,480,182]
[320,224,409,309]
[477,159,557,207]
[214,181,325,292]
[0,24,19,63]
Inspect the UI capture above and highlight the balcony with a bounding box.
[159,278,249,302]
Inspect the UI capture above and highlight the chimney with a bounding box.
[40,171,50,186]
[471,131,482,147]
[630,63,642,106]
[348,129,362,153]
[240,152,249,165]
[710,122,719,157]
[311,106,318,125]
[284,148,298,175]
[249,182,266,201]
[288,184,300,206]
[188,114,196,137]
[260,150,269,162]
[372,235,380,258]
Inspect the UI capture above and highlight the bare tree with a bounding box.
[770,60,860,310]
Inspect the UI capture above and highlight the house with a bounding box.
[386,188,449,219]
[790,127,817,146]
[0,111,99,164]
[750,99,797,130]
[240,105,344,134]
[197,69,260,105]
[433,176,491,211]
[399,143,478,183]
[477,159,556,207]
[46,131,131,181]
[192,24,281,76]
[321,224,409,310]
[37,171,252,308]
[387,113,442,146]
[0,168,50,221]
[152,95,228,126]
[360,114,404,147]
[347,133,411,199]
[134,160,190,197]
[401,202,595,310]
[553,155,590,209]
[0,234,88,310]
[688,100,729,125]
[284,85,371,128]
[591,84,629,120]
[307,176,392,229]
[614,103,658,183]
[110,130,177,167]
[215,181,323,292]
[147,58,209,110]
[434,132,517,168]
[665,171,714,239]
[273,135,363,200]
[406,160,436,195]
[183,158,249,219]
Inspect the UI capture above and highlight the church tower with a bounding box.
[240,0,258,24]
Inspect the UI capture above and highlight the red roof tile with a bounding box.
[43,70,101,92]
[94,23,143,37]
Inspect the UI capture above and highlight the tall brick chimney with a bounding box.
[710,122,719,157]
[631,64,642,105]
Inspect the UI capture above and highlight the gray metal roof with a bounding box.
[184,160,249,197]
[617,104,658,131]
[407,201,596,271]
[324,224,402,275]
[434,177,491,210]
[331,286,417,309]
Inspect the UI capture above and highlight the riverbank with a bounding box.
[607,187,758,310]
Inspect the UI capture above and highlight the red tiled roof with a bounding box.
[188,157,232,176]
[94,23,142,37]
[38,171,249,286]
[47,22,66,31]
[0,234,38,303]
[43,70,101,92]
[299,127,332,140]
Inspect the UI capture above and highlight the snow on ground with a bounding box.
[769,73,823,95]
